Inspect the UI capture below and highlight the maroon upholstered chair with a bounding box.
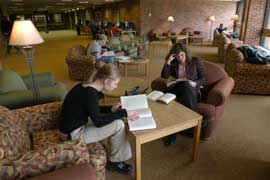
[151,61,234,139]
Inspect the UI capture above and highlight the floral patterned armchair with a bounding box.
[0,102,106,180]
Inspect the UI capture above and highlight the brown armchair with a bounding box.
[65,45,97,81]
[218,33,243,63]
[213,29,220,47]
[225,43,270,95]
[0,102,106,180]
[151,61,234,139]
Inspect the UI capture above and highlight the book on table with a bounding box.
[147,90,176,104]
[120,94,156,131]
[117,56,132,62]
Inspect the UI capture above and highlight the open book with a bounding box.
[147,90,176,104]
[121,94,156,131]
[102,51,115,57]
[167,76,188,87]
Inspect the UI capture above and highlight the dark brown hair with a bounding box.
[84,63,120,84]
[165,43,191,61]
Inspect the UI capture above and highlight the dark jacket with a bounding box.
[161,57,207,90]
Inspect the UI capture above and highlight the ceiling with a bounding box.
[0,0,125,13]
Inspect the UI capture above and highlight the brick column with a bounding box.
[244,0,267,45]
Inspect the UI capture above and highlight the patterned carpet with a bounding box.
[1,30,270,180]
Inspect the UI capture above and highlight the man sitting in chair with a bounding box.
[87,34,115,64]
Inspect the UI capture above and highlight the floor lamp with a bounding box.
[9,20,44,104]
[209,16,215,41]
[231,14,239,33]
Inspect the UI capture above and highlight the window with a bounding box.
[262,0,270,49]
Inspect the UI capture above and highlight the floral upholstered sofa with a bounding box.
[225,43,270,95]
[0,102,106,180]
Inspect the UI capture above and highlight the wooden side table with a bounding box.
[116,58,149,77]
[103,77,149,105]
[149,40,172,57]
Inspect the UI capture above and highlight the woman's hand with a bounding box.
[166,53,176,65]
[188,80,197,88]
[111,102,121,112]
[127,111,140,121]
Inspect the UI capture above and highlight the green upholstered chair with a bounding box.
[120,34,138,57]
[108,36,138,57]
[0,69,67,109]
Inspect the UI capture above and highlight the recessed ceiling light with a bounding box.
[79,1,88,3]
[61,0,72,2]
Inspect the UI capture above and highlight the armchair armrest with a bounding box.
[207,77,234,106]
[12,102,62,133]
[0,140,90,180]
[151,77,167,92]
[66,55,96,64]
[22,72,54,88]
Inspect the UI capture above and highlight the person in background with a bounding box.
[87,34,115,64]
[0,16,20,54]
[76,19,82,35]
[59,63,139,174]
[161,43,207,146]
[217,23,228,34]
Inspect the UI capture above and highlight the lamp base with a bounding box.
[22,46,40,104]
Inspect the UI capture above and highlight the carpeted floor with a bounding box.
[1,30,270,180]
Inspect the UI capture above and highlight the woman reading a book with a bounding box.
[161,43,207,145]
[59,63,139,174]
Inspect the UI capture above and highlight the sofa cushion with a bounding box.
[31,129,62,150]
[0,107,31,159]
[0,139,89,180]
[0,69,27,94]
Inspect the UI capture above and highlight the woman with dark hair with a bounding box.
[161,43,207,145]
[59,63,139,174]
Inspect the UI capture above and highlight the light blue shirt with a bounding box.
[87,40,102,60]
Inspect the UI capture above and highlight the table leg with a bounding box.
[124,64,127,76]
[192,119,202,161]
[135,138,141,180]
[145,63,148,76]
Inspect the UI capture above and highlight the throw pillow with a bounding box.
[0,69,27,94]
[0,108,31,159]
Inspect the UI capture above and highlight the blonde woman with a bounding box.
[59,64,139,174]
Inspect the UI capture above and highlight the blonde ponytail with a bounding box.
[84,63,120,84]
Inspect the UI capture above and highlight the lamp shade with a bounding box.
[167,16,174,22]
[209,16,215,22]
[231,14,239,21]
[9,20,44,46]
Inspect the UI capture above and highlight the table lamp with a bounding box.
[231,14,239,32]
[167,16,175,36]
[9,20,44,104]
[209,16,215,40]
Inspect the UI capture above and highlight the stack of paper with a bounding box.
[117,56,132,62]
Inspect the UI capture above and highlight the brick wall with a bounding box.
[244,0,267,45]
[140,0,237,39]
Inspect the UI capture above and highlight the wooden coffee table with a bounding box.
[130,100,202,180]
[102,77,149,104]
[116,58,150,77]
